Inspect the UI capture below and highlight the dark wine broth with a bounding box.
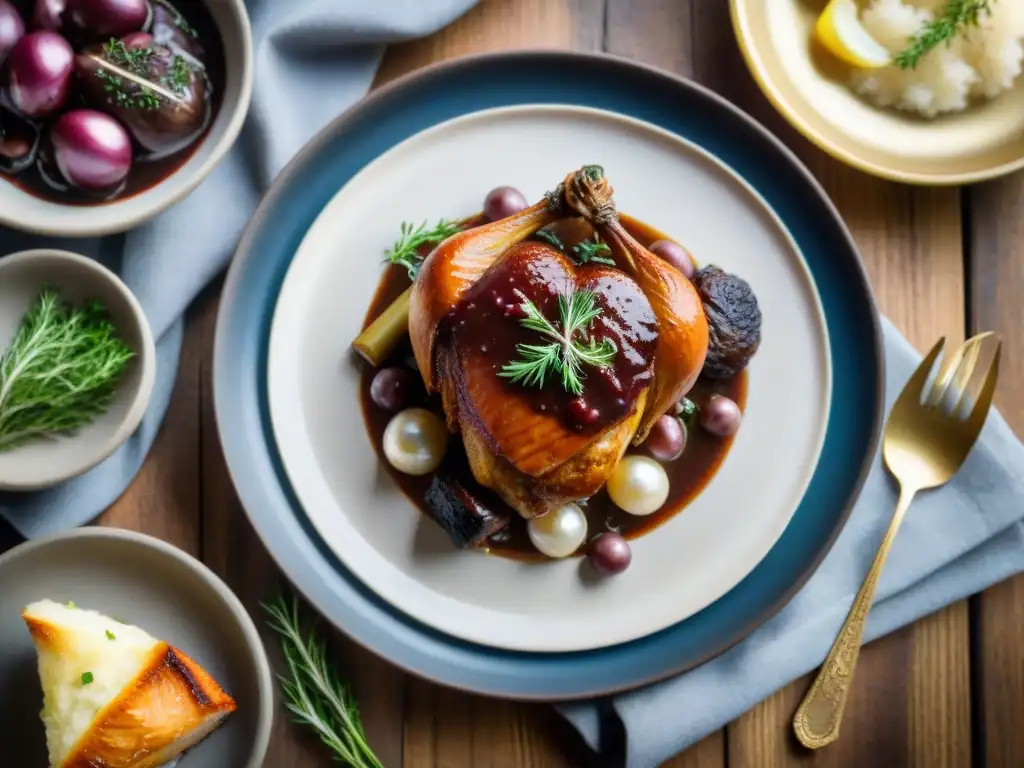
[1,0,225,204]
[359,214,748,561]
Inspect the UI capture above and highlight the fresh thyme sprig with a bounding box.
[499,289,616,396]
[96,69,162,110]
[572,237,616,266]
[104,38,154,73]
[535,228,564,252]
[95,38,194,110]
[161,54,194,95]
[894,0,995,70]
[385,219,463,280]
[0,290,135,452]
[263,593,383,768]
[534,230,616,266]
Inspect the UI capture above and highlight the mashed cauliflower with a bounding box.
[851,0,1024,118]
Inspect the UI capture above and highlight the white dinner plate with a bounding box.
[266,104,831,653]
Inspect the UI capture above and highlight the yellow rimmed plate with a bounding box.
[730,0,1024,186]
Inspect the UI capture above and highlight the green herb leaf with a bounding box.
[676,397,699,427]
[65,600,77,609]
[172,9,199,38]
[499,289,616,396]
[105,630,116,640]
[81,672,93,685]
[0,290,135,452]
[571,237,616,266]
[534,228,565,252]
[263,592,383,768]
[95,38,193,111]
[103,38,154,74]
[894,0,995,70]
[385,219,463,280]
[95,68,162,110]
[163,55,193,95]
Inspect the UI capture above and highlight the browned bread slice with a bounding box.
[22,599,236,768]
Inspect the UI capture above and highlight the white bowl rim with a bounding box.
[0,0,255,237]
[0,249,157,490]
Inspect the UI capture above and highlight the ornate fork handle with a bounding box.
[792,487,917,749]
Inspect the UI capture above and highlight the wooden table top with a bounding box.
[10,1,1022,765]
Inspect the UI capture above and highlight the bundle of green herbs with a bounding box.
[0,289,134,452]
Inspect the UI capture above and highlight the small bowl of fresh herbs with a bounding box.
[0,249,155,490]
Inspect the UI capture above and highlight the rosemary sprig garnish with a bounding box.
[572,237,616,266]
[499,289,616,395]
[385,219,463,280]
[894,0,995,70]
[263,593,383,768]
[0,290,134,452]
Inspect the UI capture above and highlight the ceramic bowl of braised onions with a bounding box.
[0,0,252,236]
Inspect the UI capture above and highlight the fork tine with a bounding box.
[894,337,946,413]
[964,338,1001,436]
[950,332,995,415]
[926,337,967,409]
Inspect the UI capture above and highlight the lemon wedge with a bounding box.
[815,0,892,69]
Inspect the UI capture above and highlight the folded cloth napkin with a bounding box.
[560,316,1024,768]
[0,0,477,538]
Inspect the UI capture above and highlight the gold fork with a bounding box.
[792,331,1002,750]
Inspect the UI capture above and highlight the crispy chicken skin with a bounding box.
[409,166,709,519]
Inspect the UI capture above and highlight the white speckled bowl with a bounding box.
[0,249,156,490]
[0,0,253,236]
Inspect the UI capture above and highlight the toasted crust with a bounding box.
[23,613,62,649]
[60,642,235,768]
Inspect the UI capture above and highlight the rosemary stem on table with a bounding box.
[263,593,383,768]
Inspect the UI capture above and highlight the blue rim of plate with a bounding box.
[214,51,884,701]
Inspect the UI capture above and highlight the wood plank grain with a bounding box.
[404,677,604,768]
[968,172,1024,768]
[661,734,726,768]
[605,0,692,76]
[193,286,406,768]
[97,311,202,555]
[375,0,603,88]
[682,2,972,767]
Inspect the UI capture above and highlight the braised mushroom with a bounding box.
[691,265,762,379]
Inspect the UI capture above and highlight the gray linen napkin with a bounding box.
[0,0,477,538]
[560,317,1024,768]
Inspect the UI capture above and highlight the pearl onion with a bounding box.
[527,504,588,558]
[607,455,669,516]
[382,408,447,476]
